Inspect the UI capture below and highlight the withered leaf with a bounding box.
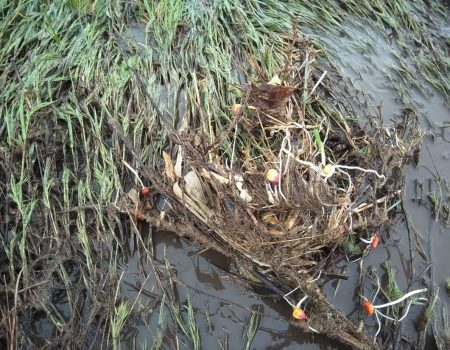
[250,83,295,110]
[163,151,176,181]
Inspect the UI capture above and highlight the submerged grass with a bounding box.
[111,301,131,350]
[244,306,261,350]
[0,0,447,349]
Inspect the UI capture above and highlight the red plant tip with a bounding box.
[292,306,307,320]
[266,168,280,185]
[364,300,375,316]
[139,187,151,197]
[371,234,379,248]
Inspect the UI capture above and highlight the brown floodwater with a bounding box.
[118,230,349,349]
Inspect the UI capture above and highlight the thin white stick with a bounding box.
[284,132,292,175]
[348,210,353,231]
[309,325,319,333]
[339,169,353,194]
[334,164,385,180]
[309,71,327,97]
[375,309,397,322]
[312,270,322,281]
[265,183,277,204]
[397,299,413,322]
[283,286,301,308]
[345,253,361,263]
[284,299,295,308]
[374,288,428,309]
[373,275,381,303]
[281,149,320,172]
[359,236,373,245]
[353,193,395,213]
[122,160,144,188]
[278,131,290,201]
[280,149,383,191]
[296,295,308,308]
[284,286,300,298]
[225,158,231,171]
[374,311,382,342]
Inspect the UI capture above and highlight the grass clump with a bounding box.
[111,301,131,350]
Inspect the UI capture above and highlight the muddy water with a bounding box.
[315,8,450,348]
[119,231,347,349]
[115,8,450,349]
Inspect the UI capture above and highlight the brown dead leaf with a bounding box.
[250,83,296,110]
[163,151,176,181]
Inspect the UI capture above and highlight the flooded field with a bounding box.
[1,1,449,349]
[115,4,450,348]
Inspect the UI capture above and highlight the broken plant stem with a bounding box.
[122,160,144,188]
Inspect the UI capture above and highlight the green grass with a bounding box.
[382,261,403,303]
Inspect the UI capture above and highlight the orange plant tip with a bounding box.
[266,168,280,185]
[139,187,151,197]
[292,307,307,320]
[231,103,242,115]
[371,234,379,248]
[364,300,375,315]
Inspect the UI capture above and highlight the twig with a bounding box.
[309,71,327,97]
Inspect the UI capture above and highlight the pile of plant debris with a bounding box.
[116,43,422,349]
